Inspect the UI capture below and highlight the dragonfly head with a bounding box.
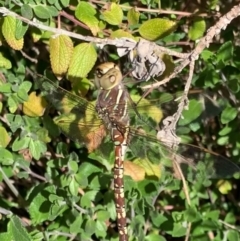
[94,62,123,90]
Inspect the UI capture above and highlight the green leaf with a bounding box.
[85,219,96,236]
[0,148,13,165]
[68,160,78,173]
[50,35,73,77]
[68,43,97,80]
[171,223,186,237]
[81,190,98,208]
[29,139,42,160]
[139,18,177,41]
[217,136,229,145]
[178,99,203,126]
[0,53,12,69]
[0,232,12,241]
[96,210,110,222]
[221,106,237,124]
[69,215,83,233]
[145,234,166,241]
[2,16,24,50]
[15,20,28,39]
[8,96,18,113]
[0,127,11,148]
[219,125,232,136]
[102,3,123,25]
[33,5,51,19]
[46,6,59,17]
[0,83,12,93]
[95,220,107,238]
[75,2,100,36]
[12,137,30,151]
[127,8,140,25]
[29,185,55,224]
[184,207,201,222]
[228,78,240,93]
[17,89,29,101]
[60,0,70,7]
[201,49,215,61]
[21,4,33,19]
[217,41,233,64]
[69,176,79,196]
[8,216,31,241]
[19,81,32,93]
[188,17,206,40]
[228,230,239,241]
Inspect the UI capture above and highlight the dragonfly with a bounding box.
[38,62,240,241]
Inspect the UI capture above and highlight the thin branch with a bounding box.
[0,7,187,60]
[90,0,209,17]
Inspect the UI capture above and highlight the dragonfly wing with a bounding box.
[37,76,107,152]
[126,127,240,181]
[37,75,97,115]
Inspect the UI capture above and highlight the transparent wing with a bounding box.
[126,126,240,181]
[37,75,107,151]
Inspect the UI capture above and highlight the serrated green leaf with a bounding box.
[102,3,123,25]
[68,43,97,80]
[221,106,237,124]
[2,16,24,50]
[139,18,177,41]
[75,2,100,36]
[21,4,33,19]
[33,5,51,19]
[127,8,140,25]
[188,17,206,40]
[0,53,12,69]
[50,35,73,77]
[9,216,31,241]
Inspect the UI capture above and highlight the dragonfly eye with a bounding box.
[94,62,123,90]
